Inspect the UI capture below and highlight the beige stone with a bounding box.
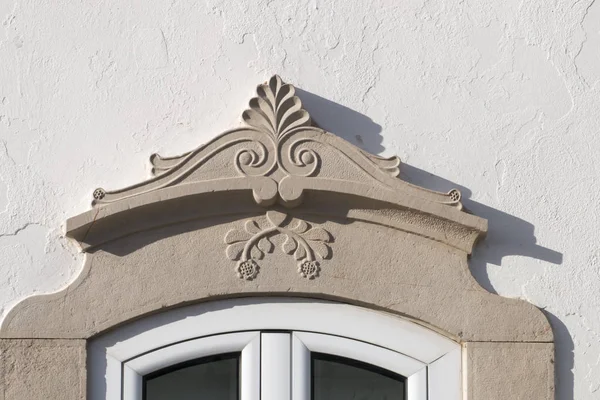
[0,339,85,400]
[0,75,554,398]
[1,216,550,343]
[464,342,555,400]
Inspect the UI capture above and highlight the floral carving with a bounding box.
[236,260,260,280]
[242,75,311,138]
[224,211,332,280]
[93,188,106,200]
[448,189,461,203]
[298,260,320,279]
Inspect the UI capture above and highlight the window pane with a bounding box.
[144,354,239,400]
[312,353,405,400]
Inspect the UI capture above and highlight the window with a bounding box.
[89,298,460,400]
[144,354,239,400]
[312,353,406,400]
[1,75,554,400]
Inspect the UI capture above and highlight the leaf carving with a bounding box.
[258,236,274,253]
[290,220,309,234]
[266,210,287,227]
[303,227,331,242]
[226,242,245,261]
[279,109,310,134]
[225,213,332,279]
[241,108,273,134]
[245,220,261,234]
[251,97,276,128]
[294,244,307,260]
[282,235,298,254]
[276,94,300,121]
[242,75,311,138]
[361,151,401,178]
[311,242,332,260]
[251,245,265,260]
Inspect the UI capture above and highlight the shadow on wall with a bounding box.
[297,89,571,400]
[399,164,564,292]
[295,89,384,154]
[399,165,571,400]
[544,310,575,400]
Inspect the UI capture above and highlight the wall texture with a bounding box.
[0,0,597,398]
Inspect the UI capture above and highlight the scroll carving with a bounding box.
[224,211,332,280]
[88,75,463,210]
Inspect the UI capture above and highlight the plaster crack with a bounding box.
[159,28,169,65]
[574,0,598,84]
[0,222,43,239]
[0,140,16,166]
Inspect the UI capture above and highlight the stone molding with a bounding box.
[0,75,553,399]
[65,75,483,253]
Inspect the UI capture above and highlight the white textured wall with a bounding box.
[0,0,598,397]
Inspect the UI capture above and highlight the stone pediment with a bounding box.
[66,75,486,254]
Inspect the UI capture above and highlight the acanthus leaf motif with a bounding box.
[242,75,311,138]
[241,107,273,135]
[91,75,464,211]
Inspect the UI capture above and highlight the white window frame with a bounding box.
[292,332,427,400]
[89,297,460,400]
[123,332,260,400]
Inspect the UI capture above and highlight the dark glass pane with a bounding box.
[144,353,239,400]
[312,353,405,400]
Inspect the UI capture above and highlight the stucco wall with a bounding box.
[0,0,597,398]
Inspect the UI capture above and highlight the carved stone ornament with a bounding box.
[62,75,482,256]
[90,75,461,210]
[225,210,332,280]
[0,75,555,400]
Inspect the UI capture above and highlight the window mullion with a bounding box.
[260,333,292,400]
[241,334,261,400]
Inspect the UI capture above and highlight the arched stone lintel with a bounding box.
[1,213,550,344]
[65,183,486,254]
[0,258,552,344]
